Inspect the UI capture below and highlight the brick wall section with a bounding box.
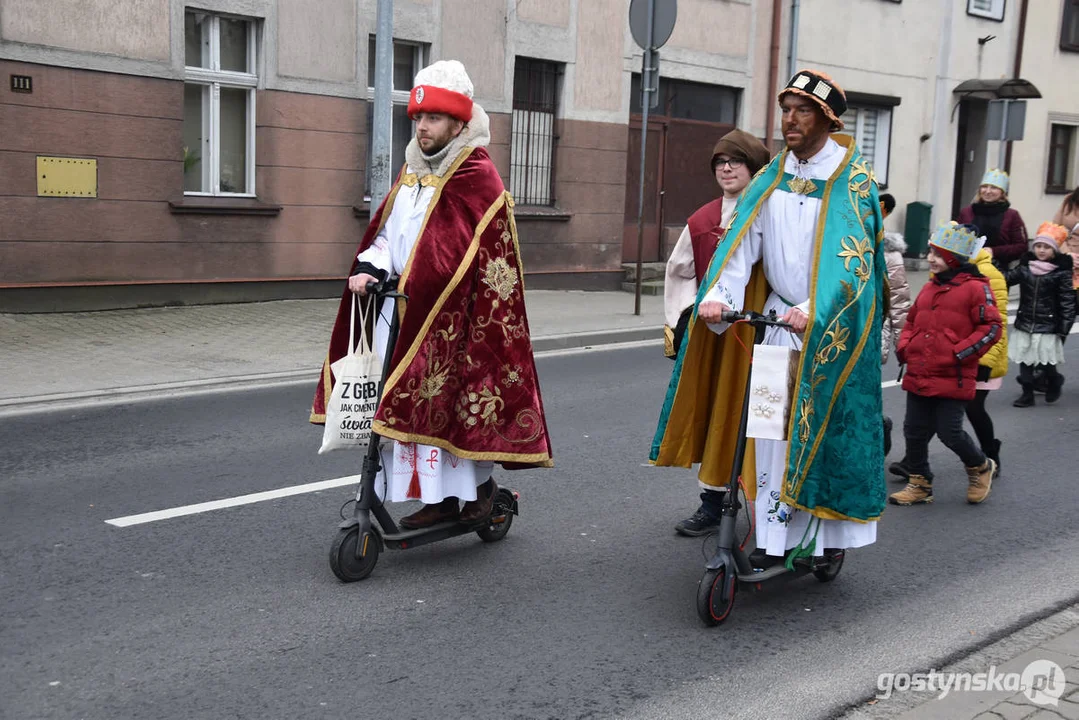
[0,61,626,288]
[256,89,366,278]
[0,61,370,286]
[514,118,628,276]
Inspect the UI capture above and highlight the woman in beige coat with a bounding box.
[879,194,912,456]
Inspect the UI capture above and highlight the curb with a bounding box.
[0,327,661,417]
[836,597,1079,719]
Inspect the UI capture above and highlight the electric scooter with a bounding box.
[696,309,845,626]
[329,278,520,582]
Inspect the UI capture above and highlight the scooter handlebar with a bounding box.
[721,309,793,329]
[358,276,402,299]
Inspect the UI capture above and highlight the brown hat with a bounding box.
[711,129,771,175]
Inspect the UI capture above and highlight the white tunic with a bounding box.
[702,139,877,555]
[357,174,494,504]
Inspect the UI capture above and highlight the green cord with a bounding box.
[784,516,821,571]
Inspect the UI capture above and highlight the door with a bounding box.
[623,117,666,263]
[951,99,989,219]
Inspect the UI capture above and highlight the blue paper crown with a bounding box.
[929,222,985,259]
[981,168,1009,194]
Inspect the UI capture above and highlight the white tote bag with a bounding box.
[318,295,383,454]
[745,344,800,441]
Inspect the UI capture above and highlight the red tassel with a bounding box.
[406,463,422,500]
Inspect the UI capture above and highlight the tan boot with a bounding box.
[966,459,995,504]
[889,475,933,505]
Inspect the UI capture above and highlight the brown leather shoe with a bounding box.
[399,498,459,530]
[459,478,497,524]
[966,459,995,504]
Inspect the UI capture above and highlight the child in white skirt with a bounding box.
[1005,222,1077,406]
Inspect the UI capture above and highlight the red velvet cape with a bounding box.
[311,147,553,468]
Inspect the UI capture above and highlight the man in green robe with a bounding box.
[651,69,887,563]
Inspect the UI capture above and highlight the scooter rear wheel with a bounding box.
[475,488,515,543]
[697,567,736,626]
[812,549,845,582]
[330,526,380,582]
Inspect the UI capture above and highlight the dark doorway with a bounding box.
[623,76,739,263]
[951,99,989,220]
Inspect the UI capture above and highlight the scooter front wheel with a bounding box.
[697,566,736,626]
[330,526,380,582]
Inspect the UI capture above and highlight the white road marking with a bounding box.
[105,324,1074,527]
[104,474,361,527]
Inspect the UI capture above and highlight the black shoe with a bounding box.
[675,508,720,537]
[888,459,911,481]
[1046,374,1064,404]
[1013,389,1035,408]
[749,548,782,569]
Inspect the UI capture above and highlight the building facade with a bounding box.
[2,0,1078,309]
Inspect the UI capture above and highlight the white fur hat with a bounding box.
[408,60,475,121]
[413,60,473,99]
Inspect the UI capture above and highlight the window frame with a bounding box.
[1062,0,1079,52]
[966,0,1006,22]
[510,57,563,207]
[183,12,258,198]
[1046,122,1078,194]
[840,104,894,188]
[364,39,426,200]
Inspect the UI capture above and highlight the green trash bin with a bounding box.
[903,201,932,259]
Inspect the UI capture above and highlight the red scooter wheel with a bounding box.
[697,566,736,626]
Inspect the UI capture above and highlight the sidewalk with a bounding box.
[0,289,665,414]
[841,602,1079,720]
[0,268,954,414]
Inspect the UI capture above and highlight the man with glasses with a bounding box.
[663,129,770,536]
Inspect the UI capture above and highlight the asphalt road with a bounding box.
[3,343,1078,720]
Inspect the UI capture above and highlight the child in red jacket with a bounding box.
[890,223,1003,507]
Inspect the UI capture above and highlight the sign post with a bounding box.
[628,0,677,316]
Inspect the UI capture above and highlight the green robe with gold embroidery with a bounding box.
[651,134,887,523]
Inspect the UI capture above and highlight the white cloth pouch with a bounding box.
[318,295,383,454]
[745,344,799,441]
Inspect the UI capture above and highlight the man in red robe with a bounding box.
[312,60,552,529]
[661,128,769,536]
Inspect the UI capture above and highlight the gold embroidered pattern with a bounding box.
[472,219,527,346]
[787,176,818,196]
[848,159,876,199]
[401,172,440,188]
[482,256,519,302]
[501,364,523,387]
[839,235,874,281]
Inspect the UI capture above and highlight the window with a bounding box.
[840,105,893,186]
[183,11,257,195]
[630,75,740,124]
[1046,123,1077,193]
[967,0,1005,22]
[366,38,425,196]
[511,58,561,206]
[1063,0,1079,52]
